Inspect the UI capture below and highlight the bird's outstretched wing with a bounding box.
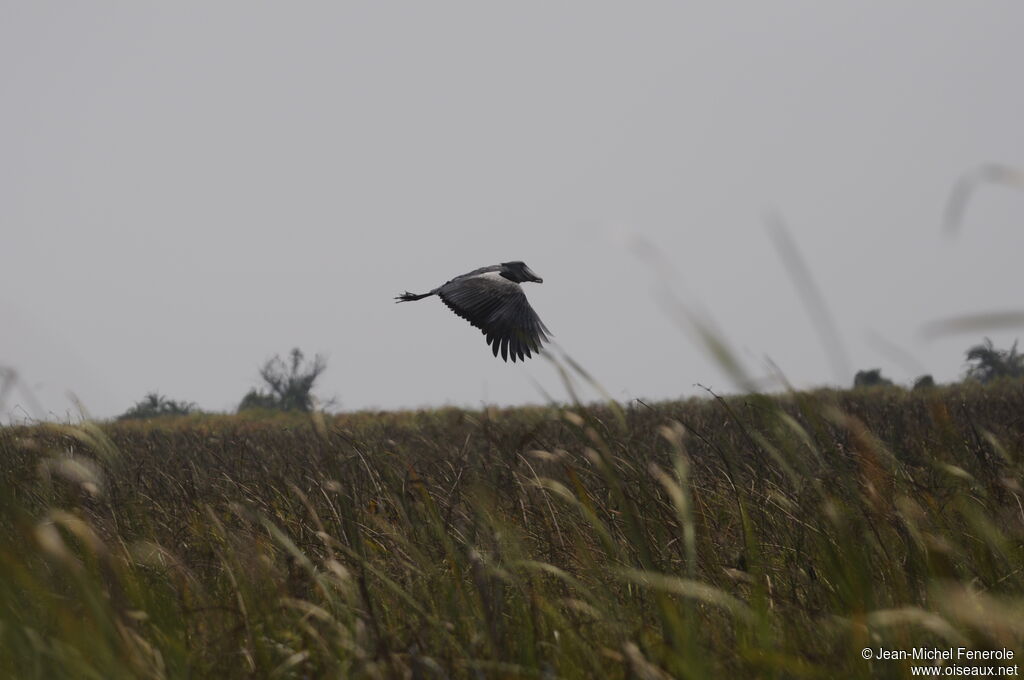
[437,273,551,362]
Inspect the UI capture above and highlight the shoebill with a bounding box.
[395,261,551,362]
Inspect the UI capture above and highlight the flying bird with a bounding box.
[395,261,551,362]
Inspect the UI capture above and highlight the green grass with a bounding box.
[1,381,1023,678]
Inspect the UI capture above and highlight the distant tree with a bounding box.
[237,390,278,411]
[964,338,1024,384]
[912,374,936,390]
[853,369,893,388]
[118,392,197,420]
[239,348,327,413]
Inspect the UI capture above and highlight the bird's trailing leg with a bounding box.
[395,291,433,302]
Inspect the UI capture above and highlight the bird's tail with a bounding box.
[395,291,432,302]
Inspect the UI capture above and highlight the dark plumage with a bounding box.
[395,261,551,362]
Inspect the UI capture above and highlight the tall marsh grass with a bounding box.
[1,380,1023,678]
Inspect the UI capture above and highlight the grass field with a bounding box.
[1,380,1023,678]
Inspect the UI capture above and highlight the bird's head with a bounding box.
[501,261,543,284]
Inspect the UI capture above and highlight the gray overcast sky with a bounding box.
[3,3,1024,420]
